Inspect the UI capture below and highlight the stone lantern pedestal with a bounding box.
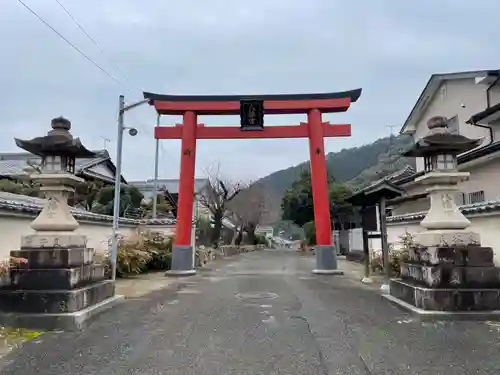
[0,117,123,330]
[384,116,500,319]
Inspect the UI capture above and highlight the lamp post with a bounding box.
[110,94,149,281]
[152,114,161,219]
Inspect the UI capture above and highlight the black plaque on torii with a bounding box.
[240,99,264,131]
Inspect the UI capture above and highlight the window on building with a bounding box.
[458,190,485,205]
[447,115,459,134]
[469,190,485,204]
[440,84,447,101]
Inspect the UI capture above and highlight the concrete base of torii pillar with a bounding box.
[0,172,123,331]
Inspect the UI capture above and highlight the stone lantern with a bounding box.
[0,117,122,331]
[15,116,95,233]
[403,115,482,233]
[386,116,500,317]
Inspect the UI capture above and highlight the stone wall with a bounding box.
[0,211,193,260]
[387,212,500,265]
[219,245,265,257]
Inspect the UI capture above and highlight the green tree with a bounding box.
[140,192,175,218]
[329,183,354,230]
[281,170,353,228]
[68,180,103,210]
[0,178,39,197]
[92,184,144,217]
[281,169,314,227]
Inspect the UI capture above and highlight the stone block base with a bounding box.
[8,264,105,290]
[414,230,480,247]
[21,233,88,249]
[390,279,500,311]
[221,246,239,257]
[409,246,493,266]
[401,263,500,288]
[0,280,115,314]
[10,247,94,268]
[0,294,124,331]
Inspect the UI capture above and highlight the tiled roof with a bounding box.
[0,150,124,184]
[0,160,27,176]
[129,178,209,194]
[387,199,500,223]
[0,191,183,226]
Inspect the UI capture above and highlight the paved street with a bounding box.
[2,250,500,374]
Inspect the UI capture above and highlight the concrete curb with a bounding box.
[0,294,125,331]
[382,294,500,321]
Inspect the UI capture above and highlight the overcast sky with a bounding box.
[1,0,499,182]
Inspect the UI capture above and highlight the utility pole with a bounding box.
[152,114,160,219]
[110,94,148,281]
[100,136,111,149]
[110,95,125,282]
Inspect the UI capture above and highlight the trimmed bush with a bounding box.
[104,230,174,277]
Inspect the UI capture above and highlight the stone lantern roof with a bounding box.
[14,117,95,158]
[403,116,482,158]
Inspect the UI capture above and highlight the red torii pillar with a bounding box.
[144,90,362,276]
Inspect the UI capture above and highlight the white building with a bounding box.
[386,69,500,262]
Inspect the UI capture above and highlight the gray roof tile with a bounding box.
[387,199,500,223]
[0,191,186,226]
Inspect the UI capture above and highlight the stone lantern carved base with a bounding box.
[386,230,500,319]
[0,174,124,330]
[0,234,123,331]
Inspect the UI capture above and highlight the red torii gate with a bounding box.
[144,89,362,276]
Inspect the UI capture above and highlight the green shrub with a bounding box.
[143,231,174,271]
[303,221,316,245]
[370,249,410,277]
[254,235,268,246]
[370,233,414,277]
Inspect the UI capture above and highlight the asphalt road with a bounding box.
[2,249,500,374]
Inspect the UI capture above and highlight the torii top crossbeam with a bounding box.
[143,89,361,115]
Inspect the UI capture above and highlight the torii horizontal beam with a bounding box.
[143,89,361,115]
[154,122,351,139]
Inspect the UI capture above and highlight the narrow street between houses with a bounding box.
[2,250,500,375]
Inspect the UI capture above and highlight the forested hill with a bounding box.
[256,135,415,193]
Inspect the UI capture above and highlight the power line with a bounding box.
[16,0,131,92]
[52,0,136,92]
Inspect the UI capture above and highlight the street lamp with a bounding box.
[110,94,149,281]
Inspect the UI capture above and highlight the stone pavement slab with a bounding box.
[1,249,500,374]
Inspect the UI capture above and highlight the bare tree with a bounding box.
[198,163,244,247]
[228,184,272,245]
